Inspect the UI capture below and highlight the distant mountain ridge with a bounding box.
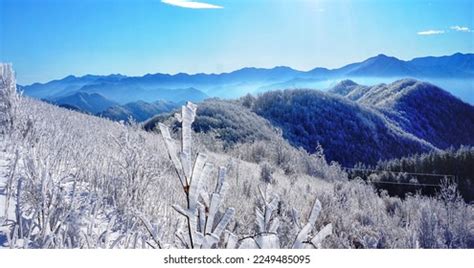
[23,75,209,104]
[50,92,118,114]
[21,53,474,101]
[99,100,180,122]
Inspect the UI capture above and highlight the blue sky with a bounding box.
[0,0,473,84]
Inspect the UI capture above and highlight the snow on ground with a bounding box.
[0,140,15,247]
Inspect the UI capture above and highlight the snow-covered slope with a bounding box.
[0,90,471,249]
[251,89,436,166]
[330,79,474,149]
[2,64,473,248]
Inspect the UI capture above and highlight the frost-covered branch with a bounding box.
[159,102,235,248]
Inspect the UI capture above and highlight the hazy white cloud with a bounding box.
[417,30,445,36]
[162,0,223,9]
[417,25,472,36]
[450,25,471,32]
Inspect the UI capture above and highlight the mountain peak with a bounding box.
[328,79,361,96]
[271,66,294,71]
[341,53,411,77]
[390,78,419,87]
[353,78,448,108]
[51,91,117,114]
[451,52,468,57]
[369,53,401,62]
[338,79,358,86]
[63,75,77,81]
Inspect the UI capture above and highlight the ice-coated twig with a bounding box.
[292,198,331,249]
[160,102,235,248]
[310,223,333,249]
[232,186,332,249]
